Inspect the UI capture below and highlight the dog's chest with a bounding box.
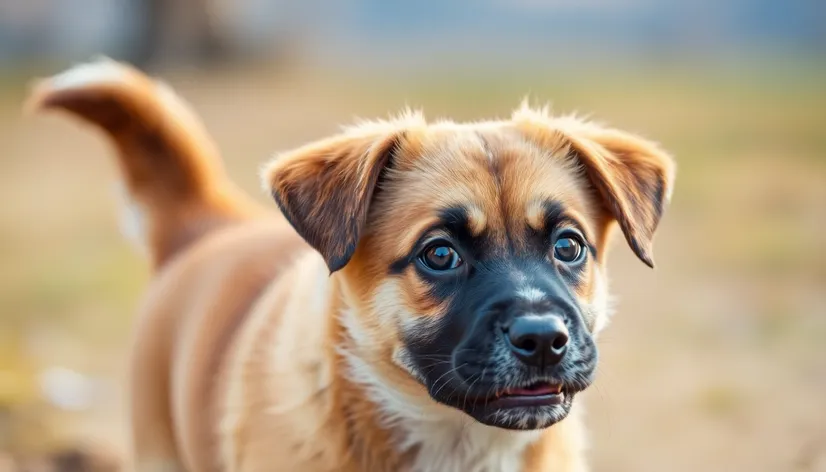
[397,419,542,472]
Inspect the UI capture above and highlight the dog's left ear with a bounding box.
[263,130,404,273]
[517,114,675,267]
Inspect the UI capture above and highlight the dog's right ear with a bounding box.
[263,130,405,273]
[513,106,675,268]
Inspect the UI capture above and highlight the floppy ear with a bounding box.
[517,114,675,267]
[263,130,404,272]
[565,125,674,267]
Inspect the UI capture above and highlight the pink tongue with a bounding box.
[507,384,557,396]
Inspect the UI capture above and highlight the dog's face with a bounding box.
[265,105,674,430]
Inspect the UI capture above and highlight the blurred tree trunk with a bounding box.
[130,0,229,69]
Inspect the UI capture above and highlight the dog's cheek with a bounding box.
[565,260,603,334]
[371,277,447,344]
[585,268,613,337]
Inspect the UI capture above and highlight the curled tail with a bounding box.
[26,58,264,268]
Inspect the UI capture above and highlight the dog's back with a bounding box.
[27,60,309,472]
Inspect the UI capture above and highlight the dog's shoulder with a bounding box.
[214,248,343,471]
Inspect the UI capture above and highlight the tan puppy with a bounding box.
[27,59,674,472]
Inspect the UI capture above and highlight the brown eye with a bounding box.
[420,244,463,271]
[553,236,584,263]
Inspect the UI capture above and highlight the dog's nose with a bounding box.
[504,315,569,368]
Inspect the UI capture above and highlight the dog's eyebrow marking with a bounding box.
[388,205,482,274]
[436,206,487,241]
[466,205,487,236]
[526,199,568,232]
[525,199,551,231]
[526,199,598,258]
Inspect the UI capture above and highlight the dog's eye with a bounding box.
[553,236,584,263]
[420,244,463,271]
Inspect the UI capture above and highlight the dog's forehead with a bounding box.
[374,124,596,241]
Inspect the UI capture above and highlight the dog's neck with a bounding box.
[329,282,550,472]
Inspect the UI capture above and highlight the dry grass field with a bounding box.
[1,62,825,471]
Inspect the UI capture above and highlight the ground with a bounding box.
[0,62,824,471]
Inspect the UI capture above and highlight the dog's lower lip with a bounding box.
[481,383,566,408]
[502,383,562,397]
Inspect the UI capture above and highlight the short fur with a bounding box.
[27,60,674,472]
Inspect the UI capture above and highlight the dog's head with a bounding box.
[264,105,674,430]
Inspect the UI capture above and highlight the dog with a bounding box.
[27,59,674,472]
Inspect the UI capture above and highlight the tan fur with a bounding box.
[28,61,674,472]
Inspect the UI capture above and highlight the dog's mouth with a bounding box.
[427,370,590,430]
[483,381,567,408]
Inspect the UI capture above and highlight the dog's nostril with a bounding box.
[516,337,538,353]
[551,332,569,351]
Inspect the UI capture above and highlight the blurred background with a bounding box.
[1,1,824,471]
